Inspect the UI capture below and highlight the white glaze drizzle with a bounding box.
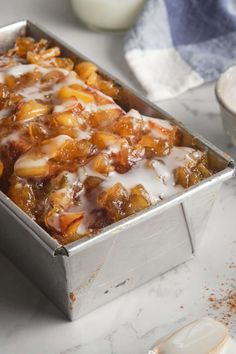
[0,63,119,117]
[0,60,206,238]
[69,145,202,233]
[0,62,123,149]
[14,134,72,172]
[0,131,21,146]
[0,107,12,119]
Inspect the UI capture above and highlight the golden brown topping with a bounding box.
[113,144,144,174]
[0,84,11,108]
[127,184,151,215]
[8,179,36,219]
[53,112,79,127]
[54,139,96,163]
[113,115,144,139]
[0,83,22,109]
[14,135,72,177]
[0,36,212,245]
[14,37,36,58]
[48,57,74,71]
[96,79,120,99]
[5,71,42,90]
[139,135,171,157]
[97,182,129,221]
[89,109,122,129]
[84,176,104,191]
[14,159,49,178]
[16,100,52,121]
[90,153,113,175]
[174,163,212,188]
[47,172,81,209]
[75,61,97,81]
[91,131,118,150]
[59,212,84,233]
[58,86,95,103]
[28,122,48,141]
[41,69,65,87]
[75,61,120,98]
[27,46,61,64]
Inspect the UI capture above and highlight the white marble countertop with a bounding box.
[0,1,235,353]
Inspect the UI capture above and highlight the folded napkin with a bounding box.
[124,0,236,101]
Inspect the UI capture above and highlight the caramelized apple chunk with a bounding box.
[14,156,49,178]
[49,189,72,209]
[126,184,151,215]
[174,164,212,188]
[45,208,86,245]
[53,112,79,127]
[113,114,144,141]
[13,37,73,70]
[30,47,61,62]
[8,178,36,219]
[0,84,11,107]
[41,69,65,86]
[47,171,82,209]
[89,109,122,129]
[0,84,22,109]
[96,79,120,99]
[84,176,104,191]
[5,71,42,90]
[139,135,171,157]
[75,61,120,98]
[174,153,212,188]
[91,131,118,150]
[113,144,144,173]
[44,207,60,230]
[147,119,181,144]
[97,183,129,221]
[49,57,74,71]
[90,153,113,175]
[14,135,72,178]
[53,139,96,163]
[75,62,98,81]
[28,122,48,141]
[58,86,95,103]
[59,212,84,233]
[14,37,36,58]
[26,47,60,65]
[0,136,33,188]
[89,208,112,229]
[16,100,52,121]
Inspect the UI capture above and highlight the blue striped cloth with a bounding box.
[124,0,236,101]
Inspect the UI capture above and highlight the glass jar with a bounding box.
[71,0,147,31]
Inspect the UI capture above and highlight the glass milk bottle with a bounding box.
[71,0,147,31]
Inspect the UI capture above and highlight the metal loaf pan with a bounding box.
[0,20,234,320]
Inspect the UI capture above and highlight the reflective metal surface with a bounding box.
[0,20,234,320]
